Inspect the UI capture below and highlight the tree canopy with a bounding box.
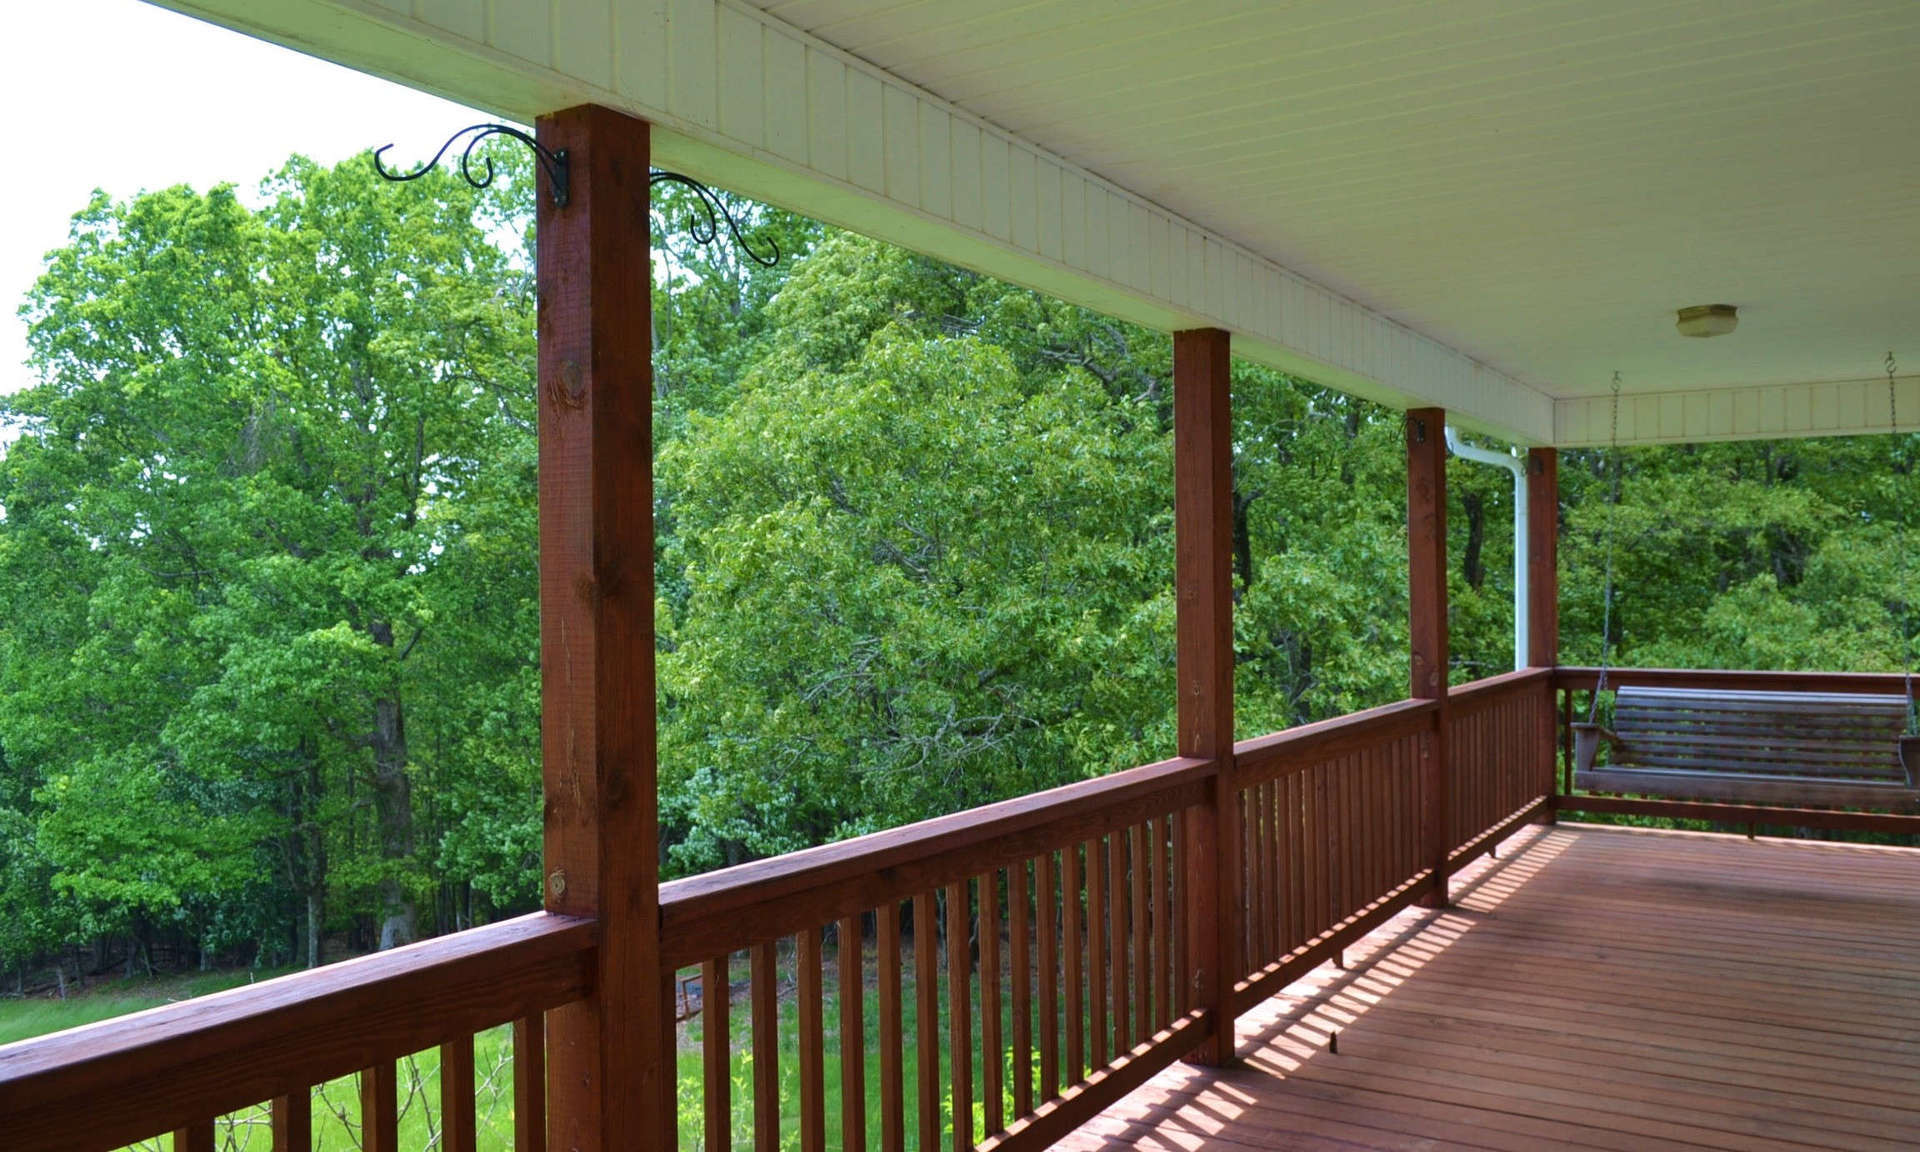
[1,150,1915,983]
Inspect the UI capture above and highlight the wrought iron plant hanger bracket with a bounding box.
[372,123,780,266]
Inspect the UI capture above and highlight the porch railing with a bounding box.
[0,671,1556,1152]
[1448,668,1557,856]
[0,912,594,1152]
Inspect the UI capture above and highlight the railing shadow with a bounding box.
[1060,822,1576,1149]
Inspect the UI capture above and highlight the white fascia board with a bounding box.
[152,0,1554,444]
[1554,376,1920,447]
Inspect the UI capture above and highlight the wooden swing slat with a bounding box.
[1573,685,1919,809]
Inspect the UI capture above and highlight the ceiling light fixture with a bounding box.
[1676,304,1738,338]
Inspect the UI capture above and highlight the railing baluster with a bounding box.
[1244,785,1260,968]
[1274,777,1293,955]
[1381,746,1395,891]
[1171,813,1187,1016]
[1362,751,1375,902]
[1397,741,1413,879]
[1397,737,1413,871]
[1130,820,1149,1040]
[799,926,826,1152]
[1009,859,1033,1117]
[360,1062,397,1152]
[1086,838,1108,1069]
[1390,743,1403,884]
[441,1034,477,1152]
[702,956,731,1152]
[1292,771,1308,949]
[1236,788,1252,973]
[1343,753,1360,917]
[1485,703,1496,825]
[513,1014,546,1152]
[1393,743,1406,885]
[879,901,905,1152]
[1406,735,1419,876]
[1355,752,1367,907]
[945,880,973,1151]
[1324,761,1340,927]
[1330,757,1347,919]
[1406,735,1418,874]
[1144,817,1163,1033]
[1470,711,1482,841]
[1323,761,1339,926]
[1252,783,1270,968]
[172,1120,214,1152]
[838,916,867,1152]
[1156,817,1173,1027]
[1036,850,1060,1100]
[1107,827,1128,1052]
[1266,782,1281,961]
[1304,765,1323,936]
[1062,843,1083,1082]
[1326,760,1342,921]
[751,940,780,1152]
[1272,776,1286,949]
[980,869,1004,1136]
[1352,753,1368,904]
[914,892,940,1152]
[1364,748,1381,902]
[271,1090,310,1152]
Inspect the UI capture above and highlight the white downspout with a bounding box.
[1444,426,1528,672]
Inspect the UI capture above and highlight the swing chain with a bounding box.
[1591,372,1624,721]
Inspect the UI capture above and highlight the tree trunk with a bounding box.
[368,620,418,950]
[1462,491,1486,590]
[1232,486,1256,599]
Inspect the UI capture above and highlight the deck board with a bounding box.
[1058,823,1920,1151]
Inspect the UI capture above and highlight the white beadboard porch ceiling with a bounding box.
[751,0,1920,415]
[149,0,1920,444]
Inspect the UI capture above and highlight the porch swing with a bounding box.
[1571,363,1920,810]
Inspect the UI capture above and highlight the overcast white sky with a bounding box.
[0,0,485,400]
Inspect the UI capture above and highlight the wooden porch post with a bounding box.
[1526,448,1559,667]
[1406,408,1450,908]
[534,105,674,1151]
[1174,328,1239,1066]
[1527,448,1561,814]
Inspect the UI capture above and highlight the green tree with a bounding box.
[657,236,1176,871]
[0,151,539,968]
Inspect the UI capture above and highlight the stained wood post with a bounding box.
[1173,328,1239,1066]
[1525,448,1559,668]
[1406,408,1450,908]
[535,105,673,1150]
[1527,448,1560,816]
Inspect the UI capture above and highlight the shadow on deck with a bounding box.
[1060,823,1920,1151]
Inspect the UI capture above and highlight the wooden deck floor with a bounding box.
[1060,823,1920,1151]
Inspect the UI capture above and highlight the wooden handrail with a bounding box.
[661,756,1214,966]
[0,913,596,1152]
[1553,666,1912,695]
[1232,698,1437,786]
[1449,667,1551,710]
